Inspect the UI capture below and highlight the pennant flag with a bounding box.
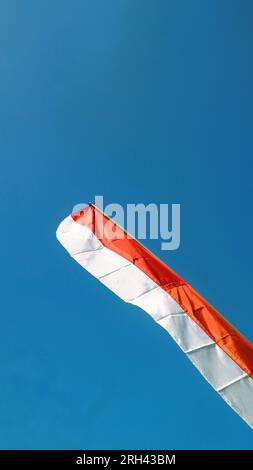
[56,203,253,427]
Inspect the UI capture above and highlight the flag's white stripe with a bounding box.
[158,314,215,354]
[217,373,248,392]
[220,377,253,425]
[56,216,253,427]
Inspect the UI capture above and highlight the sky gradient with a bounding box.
[0,0,253,449]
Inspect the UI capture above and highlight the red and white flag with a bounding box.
[56,203,253,427]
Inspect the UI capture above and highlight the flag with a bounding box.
[56,203,253,427]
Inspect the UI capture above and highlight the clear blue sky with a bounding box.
[0,0,253,449]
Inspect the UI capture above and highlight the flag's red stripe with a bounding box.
[72,204,253,378]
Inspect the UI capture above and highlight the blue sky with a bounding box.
[0,0,253,449]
